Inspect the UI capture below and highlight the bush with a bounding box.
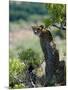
[18,48,42,67]
[9,48,43,88]
[13,83,25,89]
[9,58,26,88]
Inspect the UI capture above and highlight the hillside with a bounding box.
[9,1,48,22]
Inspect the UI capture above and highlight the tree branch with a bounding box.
[52,24,66,30]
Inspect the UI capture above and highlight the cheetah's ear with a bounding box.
[42,28,47,32]
[39,25,44,28]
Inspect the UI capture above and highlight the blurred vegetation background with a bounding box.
[9,1,66,89]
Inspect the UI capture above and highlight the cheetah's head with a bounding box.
[32,25,44,36]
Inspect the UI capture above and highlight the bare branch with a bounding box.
[52,24,66,30]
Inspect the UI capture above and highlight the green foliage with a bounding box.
[43,18,52,28]
[9,48,43,88]
[9,58,26,74]
[43,4,66,30]
[9,58,26,88]
[14,83,25,89]
[47,4,66,23]
[18,48,42,67]
[9,2,48,21]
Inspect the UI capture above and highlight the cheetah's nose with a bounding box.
[34,30,37,34]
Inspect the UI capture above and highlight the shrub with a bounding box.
[9,58,26,88]
[9,48,43,88]
[14,83,25,89]
[18,48,42,67]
